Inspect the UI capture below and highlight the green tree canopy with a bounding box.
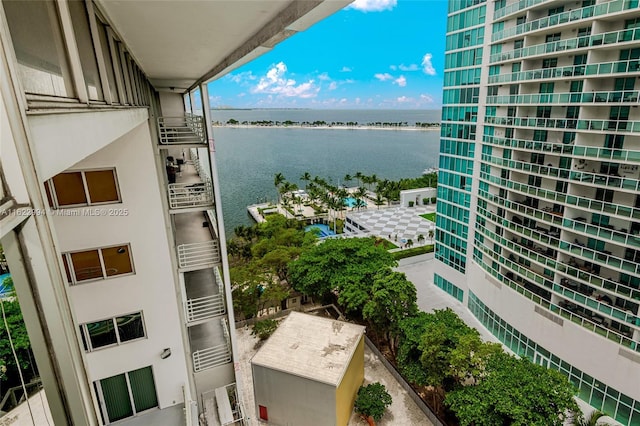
[362,270,418,350]
[396,311,432,386]
[354,382,392,422]
[0,294,34,381]
[445,352,579,426]
[418,308,501,390]
[288,237,396,306]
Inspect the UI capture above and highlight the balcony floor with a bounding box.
[185,268,220,299]
[189,318,225,352]
[116,404,186,426]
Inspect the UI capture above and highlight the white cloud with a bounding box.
[396,96,411,103]
[252,62,319,98]
[422,53,436,75]
[399,63,419,71]
[389,65,397,71]
[420,94,434,103]
[349,0,397,12]
[328,81,338,91]
[340,66,352,72]
[318,72,331,81]
[393,75,407,87]
[227,71,256,84]
[374,73,394,81]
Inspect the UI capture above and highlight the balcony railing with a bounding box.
[192,318,231,372]
[483,135,640,164]
[185,267,225,323]
[558,240,640,275]
[485,116,640,135]
[494,0,551,20]
[553,282,639,326]
[492,0,638,42]
[563,218,640,250]
[486,90,639,106]
[477,250,639,351]
[186,294,225,323]
[490,27,640,63]
[168,181,214,210]
[480,172,640,221]
[177,240,221,271]
[157,115,206,145]
[488,59,640,85]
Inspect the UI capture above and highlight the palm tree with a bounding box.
[274,172,285,203]
[355,171,364,187]
[343,174,352,188]
[374,193,385,210]
[353,198,366,211]
[300,172,311,190]
[417,234,425,245]
[428,229,434,243]
[570,410,610,426]
[407,239,414,248]
[355,186,368,201]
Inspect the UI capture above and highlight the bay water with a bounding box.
[211,109,442,236]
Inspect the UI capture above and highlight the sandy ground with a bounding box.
[235,321,432,426]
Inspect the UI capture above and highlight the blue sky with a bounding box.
[208,0,447,109]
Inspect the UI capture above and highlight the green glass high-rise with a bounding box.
[435,1,640,424]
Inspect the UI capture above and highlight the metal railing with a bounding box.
[490,27,640,63]
[192,318,231,372]
[483,135,640,163]
[477,213,640,326]
[485,116,640,135]
[186,294,225,323]
[481,154,640,192]
[494,0,551,20]
[177,240,221,270]
[168,180,213,209]
[492,0,638,42]
[486,90,639,106]
[477,246,639,351]
[157,114,206,145]
[488,59,640,85]
[481,172,640,221]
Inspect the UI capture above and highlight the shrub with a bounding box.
[430,197,436,203]
[408,201,414,207]
[252,319,278,340]
[354,383,392,422]
[422,198,429,205]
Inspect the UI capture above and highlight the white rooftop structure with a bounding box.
[251,312,365,386]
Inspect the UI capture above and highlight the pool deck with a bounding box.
[346,205,436,246]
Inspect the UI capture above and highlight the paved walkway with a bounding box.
[346,205,436,245]
[396,256,500,344]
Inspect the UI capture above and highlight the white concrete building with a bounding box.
[0,1,349,424]
[435,1,640,425]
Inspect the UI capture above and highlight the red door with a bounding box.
[259,405,268,421]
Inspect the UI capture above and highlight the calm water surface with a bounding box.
[211,110,442,237]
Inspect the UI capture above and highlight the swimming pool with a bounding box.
[0,273,13,297]
[344,197,367,208]
[305,224,336,237]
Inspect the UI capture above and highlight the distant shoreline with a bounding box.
[212,124,440,132]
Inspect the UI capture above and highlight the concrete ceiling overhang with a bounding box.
[95,0,352,92]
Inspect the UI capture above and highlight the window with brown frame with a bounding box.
[62,244,133,284]
[47,169,120,208]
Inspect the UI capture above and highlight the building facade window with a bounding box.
[80,312,145,351]
[62,244,134,284]
[95,366,158,424]
[68,0,104,101]
[2,0,75,98]
[46,169,120,208]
